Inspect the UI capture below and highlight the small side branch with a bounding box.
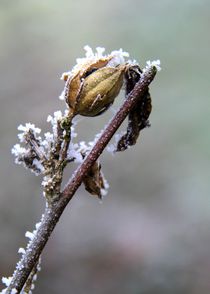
[6,65,157,293]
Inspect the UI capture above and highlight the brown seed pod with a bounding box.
[63,57,126,117]
[74,65,125,116]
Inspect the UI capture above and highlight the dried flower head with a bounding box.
[61,46,133,117]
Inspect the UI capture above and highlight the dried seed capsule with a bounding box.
[64,59,126,117]
[74,65,125,117]
[64,58,112,111]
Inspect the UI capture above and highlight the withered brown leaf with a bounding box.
[116,65,152,152]
[83,160,106,199]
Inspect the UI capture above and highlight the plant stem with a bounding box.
[6,65,157,293]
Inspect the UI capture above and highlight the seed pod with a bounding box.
[64,58,112,111]
[75,65,125,117]
[64,60,126,117]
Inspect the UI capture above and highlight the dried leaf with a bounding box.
[116,66,152,152]
[83,160,106,199]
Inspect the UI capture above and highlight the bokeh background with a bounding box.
[1,0,210,293]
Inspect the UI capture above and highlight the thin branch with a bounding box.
[6,65,157,293]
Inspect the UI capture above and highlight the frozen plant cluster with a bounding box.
[11,107,109,201]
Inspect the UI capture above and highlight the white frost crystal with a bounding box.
[47,110,63,139]
[0,277,18,294]
[11,144,27,158]
[12,122,44,172]
[11,110,67,173]
[100,174,110,197]
[18,247,26,255]
[144,59,161,72]
[2,277,12,287]
[61,45,131,82]
[25,231,34,241]
[67,143,83,163]
[18,123,41,134]
[42,132,54,148]
[17,123,41,142]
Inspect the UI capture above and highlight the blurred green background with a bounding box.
[1,0,210,293]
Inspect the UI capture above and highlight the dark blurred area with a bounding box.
[1,0,210,293]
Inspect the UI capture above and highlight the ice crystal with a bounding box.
[32,159,44,173]
[17,123,41,143]
[100,174,110,197]
[18,248,26,255]
[61,45,131,81]
[41,132,53,148]
[67,143,83,163]
[0,287,17,294]
[25,231,34,241]
[47,110,63,138]
[107,48,129,67]
[11,144,27,160]
[144,59,161,72]
[106,131,125,154]
[2,277,12,287]
[59,89,65,100]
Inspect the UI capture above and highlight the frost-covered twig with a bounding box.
[2,46,160,293]
[4,64,157,294]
